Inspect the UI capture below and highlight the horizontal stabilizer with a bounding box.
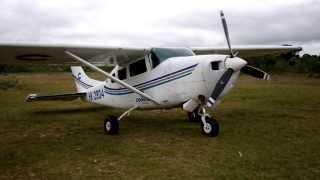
[26,92,86,102]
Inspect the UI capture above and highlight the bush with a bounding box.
[0,64,73,73]
[0,79,18,90]
[0,64,114,74]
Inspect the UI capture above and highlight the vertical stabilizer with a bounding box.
[70,66,103,92]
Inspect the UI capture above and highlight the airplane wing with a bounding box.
[192,45,302,58]
[0,43,302,67]
[0,43,149,66]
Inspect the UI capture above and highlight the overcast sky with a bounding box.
[0,0,319,54]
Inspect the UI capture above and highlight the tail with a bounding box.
[71,66,103,92]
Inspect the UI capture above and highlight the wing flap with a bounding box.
[26,92,86,102]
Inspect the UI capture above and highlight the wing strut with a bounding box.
[65,51,161,105]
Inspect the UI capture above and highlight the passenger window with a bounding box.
[129,59,147,77]
[118,68,127,80]
[211,61,221,70]
[111,73,115,83]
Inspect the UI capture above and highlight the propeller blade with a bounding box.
[220,11,234,57]
[241,65,271,80]
[209,69,234,104]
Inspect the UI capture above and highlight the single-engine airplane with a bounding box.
[0,11,302,137]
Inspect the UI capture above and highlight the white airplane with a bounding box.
[0,12,302,137]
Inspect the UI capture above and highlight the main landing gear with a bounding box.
[104,116,119,135]
[103,106,138,135]
[188,106,220,137]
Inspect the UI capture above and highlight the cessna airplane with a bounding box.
[0,12,302,137]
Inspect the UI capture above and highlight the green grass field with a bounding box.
[0,73,319,179]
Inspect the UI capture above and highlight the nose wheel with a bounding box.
[201,116,219,137]
[198,107,220,137]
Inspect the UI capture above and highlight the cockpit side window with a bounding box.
[150,48,195,68]
[129,58,147,77]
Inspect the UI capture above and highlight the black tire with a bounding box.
[187,108,201,122]
[104,116,119,135]
[201,117,219,137]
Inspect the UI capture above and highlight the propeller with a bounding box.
[220,11,234,58]
[208,11,271,106]
[241,65,270,80]
[209,68,233,102]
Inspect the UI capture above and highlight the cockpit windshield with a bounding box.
[150,48,195,68]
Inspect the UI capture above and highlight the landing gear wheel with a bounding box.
[104,116,119,135]
[201,117,219,137]
[187,108,201,122]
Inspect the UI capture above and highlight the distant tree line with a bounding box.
[0,54,320,77]
[246,54,320,77]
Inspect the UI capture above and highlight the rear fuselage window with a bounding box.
[211,61,221,70]
[111,73,115,83]
[118,68,127,80]
[129,59,147,77]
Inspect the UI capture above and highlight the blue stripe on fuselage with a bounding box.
[105,67,195,93]
[73,63,198,93]
[104,64,198,95]
[104,71,193,95]
[105,63,198,92]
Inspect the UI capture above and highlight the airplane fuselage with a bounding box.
[81,54,241,110]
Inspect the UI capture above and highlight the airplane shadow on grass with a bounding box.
[28,105,261,137]
[31,107,202,137]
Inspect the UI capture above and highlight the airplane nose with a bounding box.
[224,57,247,71]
